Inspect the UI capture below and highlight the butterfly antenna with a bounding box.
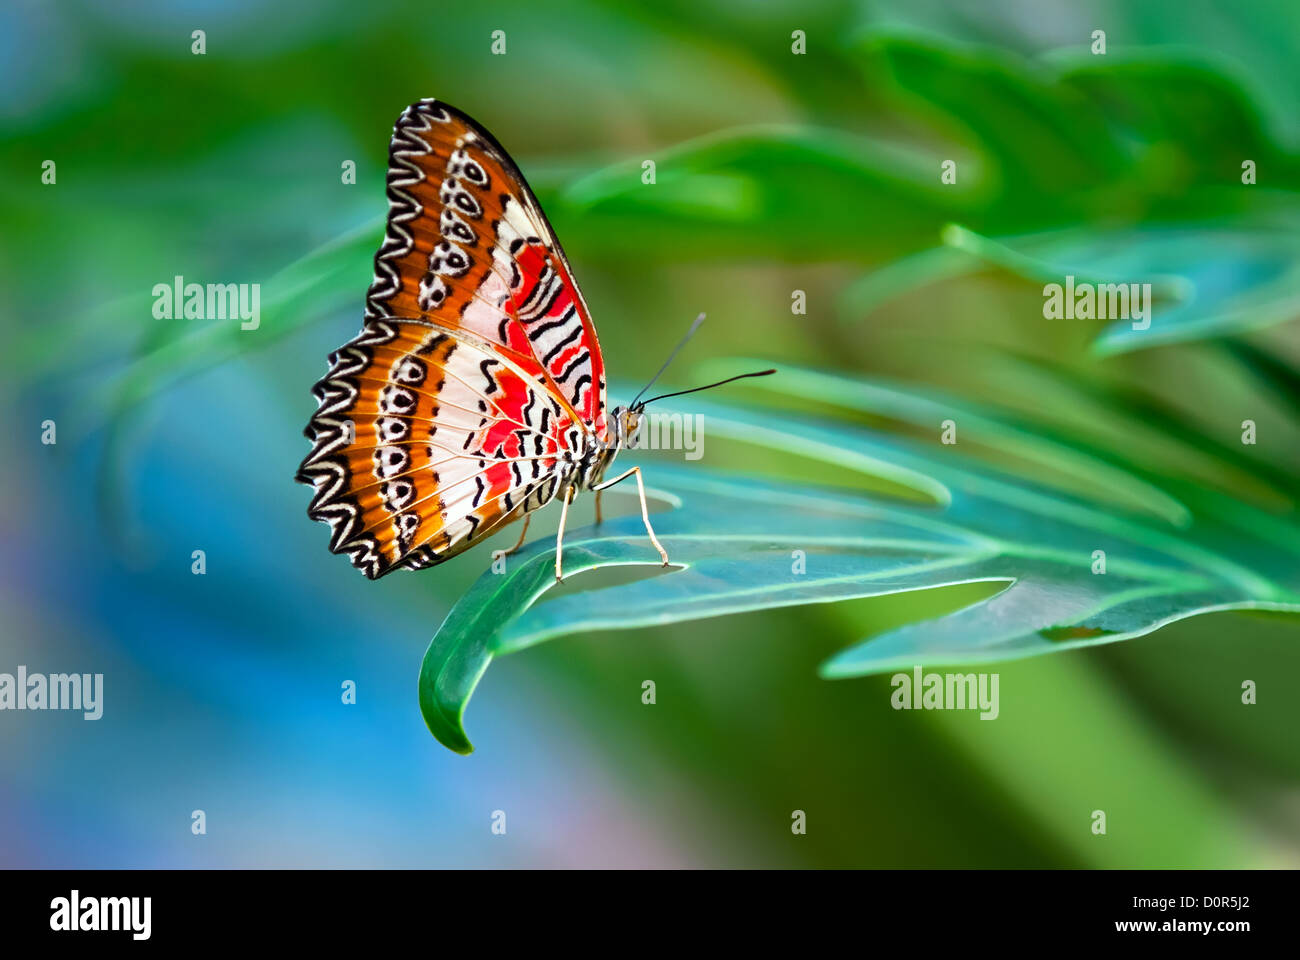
[640,368,776,407]
[631,312,706,410]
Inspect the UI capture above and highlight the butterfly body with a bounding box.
[297,99,664,580]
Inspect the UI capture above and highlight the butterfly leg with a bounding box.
[592,467,669,566]
[555,485,575,581]
[502,513,531,556]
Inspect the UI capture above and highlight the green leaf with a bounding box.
[420,463,991,753]
[555,124,962,261]
[1055,53,1300,190]
[843,220,1300,355]
[856,32,1130,200]
[940,220,1300,353]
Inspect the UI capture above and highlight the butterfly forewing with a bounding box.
[366,99,606,431]
[298,100,605,578]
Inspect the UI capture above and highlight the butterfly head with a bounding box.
[575,405,634,490]
[614,405,642,444]
[604,404,642,459]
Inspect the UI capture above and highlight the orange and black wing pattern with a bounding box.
[296,100,605,578]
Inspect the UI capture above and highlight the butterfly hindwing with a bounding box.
[299,317,580,578]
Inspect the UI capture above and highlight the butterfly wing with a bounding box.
[298,99,604,578]
[298,317,582,579]
[365,98,607,435]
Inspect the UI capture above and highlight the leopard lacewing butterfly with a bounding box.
[296,99,771,580]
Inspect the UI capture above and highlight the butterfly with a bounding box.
[296,99,771,581]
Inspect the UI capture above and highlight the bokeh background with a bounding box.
[2,0,1299,867]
